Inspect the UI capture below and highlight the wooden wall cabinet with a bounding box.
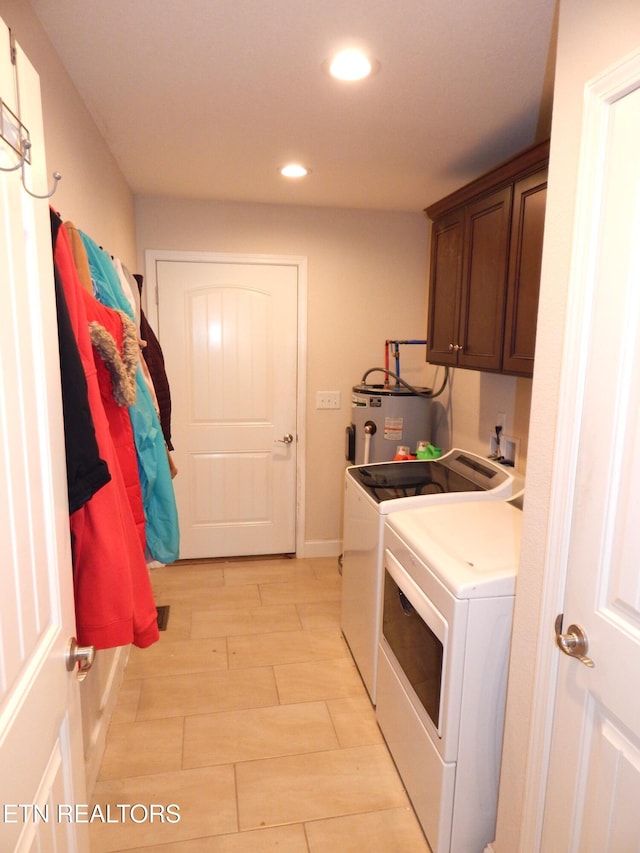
[425,140,549,377]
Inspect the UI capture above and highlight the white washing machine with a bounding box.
[340,448,521,703]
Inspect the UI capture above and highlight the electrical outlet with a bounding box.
[489,413,508,458]
[489,433,519,467]
[502,435,519,467]
[316,391,341,410]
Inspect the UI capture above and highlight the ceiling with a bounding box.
[30,0,557,213]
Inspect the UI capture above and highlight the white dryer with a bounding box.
[377,498,522,852]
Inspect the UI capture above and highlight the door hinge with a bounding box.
[9,29,17,66]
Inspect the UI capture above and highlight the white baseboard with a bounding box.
[300,539,342,558]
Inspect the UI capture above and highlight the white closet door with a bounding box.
[540,50,640,852]
[0,20,87,852]
[154,254,301,559]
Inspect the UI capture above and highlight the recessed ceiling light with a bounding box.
[326,48,378,81]
[280,164,309,178]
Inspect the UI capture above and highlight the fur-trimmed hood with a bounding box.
[88,310,138,407]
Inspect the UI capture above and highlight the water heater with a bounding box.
[345,384,431,465]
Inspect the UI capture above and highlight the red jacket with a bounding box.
[52,213,158,650]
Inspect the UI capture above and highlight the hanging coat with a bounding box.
[112,257,163,425]
[51,211,159,650]
[134,273,174,451]
[79,231,180,564]
[83,293,147,553]
[53,263,111,513]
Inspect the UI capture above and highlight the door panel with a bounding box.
[0,20,87,852]
[156,258,299,558]
[579,713,640,850]
[458,186,511,370]
[188,284,271,422]
[427,210,464,366]
[502,170,547,374]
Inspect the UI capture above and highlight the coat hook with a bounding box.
[0,151,24,172]
[20,140,61,199]
[0,138,26,173]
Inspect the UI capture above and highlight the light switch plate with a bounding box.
[316,391,341,410]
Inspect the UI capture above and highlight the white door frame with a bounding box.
[517,48,640,851]
[144,249,308,558]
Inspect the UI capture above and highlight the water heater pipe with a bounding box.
[363,420,377,465]
[361,366,450,399]
[383,340,427,388]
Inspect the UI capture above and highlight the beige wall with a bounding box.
[136,197,531,551]
[492,0,640,848]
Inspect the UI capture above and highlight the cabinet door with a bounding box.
[458,186,512,371]
[427,208,464,366]
[502,169,547,375]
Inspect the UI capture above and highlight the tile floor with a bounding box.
[89,557,430,852]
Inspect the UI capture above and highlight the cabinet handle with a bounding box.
[457,344,463,353]
[449,343,454,351]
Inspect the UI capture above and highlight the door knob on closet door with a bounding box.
[66,637,96,681]
[276,433,294,444]
[554,614,595,668]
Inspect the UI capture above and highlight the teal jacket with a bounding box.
[80,231,179,564]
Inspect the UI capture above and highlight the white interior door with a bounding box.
[151,254,302,559]
[540,52,640,850]
[0,21,87,852]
